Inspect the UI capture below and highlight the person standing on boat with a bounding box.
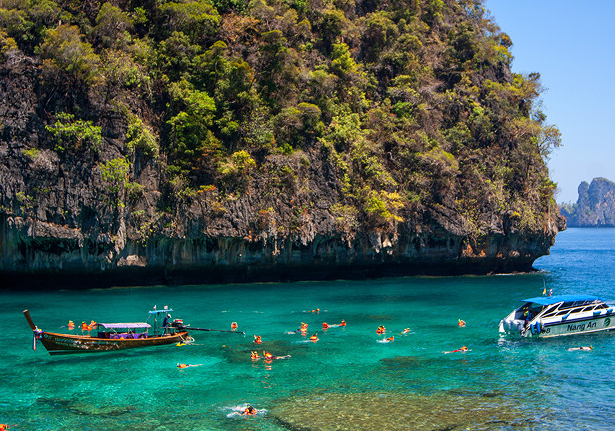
[163,313,171,334]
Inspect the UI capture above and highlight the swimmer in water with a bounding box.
[243,406,257,415]
[568,346,593,351]
[458,319,466,327]
[401,328,410,334]
[263,351,291,361]
[443,346,470,354]
[376,325,385,334]
[231,321,238,331]
[386,336,394,342]
[177,363,203,368]
[251,351,260,360]
[309,333,318,342]
[253,335,262,344]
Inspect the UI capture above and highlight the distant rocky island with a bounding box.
[560,178,615,227]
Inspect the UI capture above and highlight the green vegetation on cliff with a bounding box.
[0,0,565,281]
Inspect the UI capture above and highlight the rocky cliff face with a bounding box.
[0,57,562,288]
[560,178,615,227]
[0,1,566,288]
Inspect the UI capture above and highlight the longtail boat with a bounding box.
[24,307,190,355]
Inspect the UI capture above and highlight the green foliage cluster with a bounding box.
[45,112,102,153]
[99,157,130,207]
[1,0,561,234]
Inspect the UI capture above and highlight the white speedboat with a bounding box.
[499,294,615,338]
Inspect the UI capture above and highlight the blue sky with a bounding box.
[484,1,615,203]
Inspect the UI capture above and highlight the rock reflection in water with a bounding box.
[271,392,528,430]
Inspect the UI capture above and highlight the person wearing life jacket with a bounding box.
[309,333,318,342]
[0,423,10,430]
[376,325,385,334]
[231,322,238,331]
[177,363,189,368]
[386,336,394,342]
[253,335,262,344]
[443,346,470,354]
[263,351,274,361]
[340,320,346,327]
[243,406,257,415]
[458,319,466,327]
[68,320,75,330]
[251,351,260,360]
[322,322,329,329]
[402,328,410,334]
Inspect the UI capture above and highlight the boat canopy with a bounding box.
[521,295,603,306]
[97,323,151,329]
[149,309,173,314]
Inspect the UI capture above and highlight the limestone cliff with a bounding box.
[0,0,565,288]
[560,178,615,227]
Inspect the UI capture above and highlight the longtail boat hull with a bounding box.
[37,331,189,355]
[24,309,189,355]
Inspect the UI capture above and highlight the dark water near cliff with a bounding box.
[1,228,615,430]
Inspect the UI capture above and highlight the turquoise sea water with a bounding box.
[2,227,615,430]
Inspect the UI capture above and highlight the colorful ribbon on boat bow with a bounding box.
[32,326,43,351]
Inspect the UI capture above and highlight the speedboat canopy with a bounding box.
[520,295,603,306]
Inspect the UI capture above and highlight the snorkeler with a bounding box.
[458,319,466,327]
[231,322,238,331]
[401,328,410,334]
[443,346,470,354]
[262,351,291,361]
[243,406,257,415]
[568,346,593,351]
[251,351,260,360]
[177,363,203,368]
[376,325,386,334]
[309,333,318,342]
[253,335,262,344]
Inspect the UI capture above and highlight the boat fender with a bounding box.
[534,322,541,335]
